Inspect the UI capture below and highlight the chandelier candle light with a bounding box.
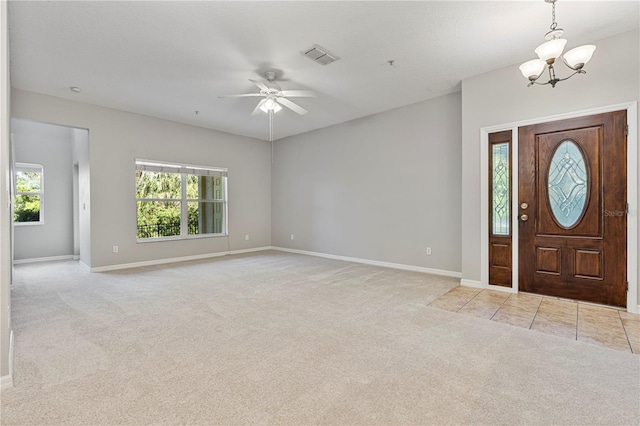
[519,0,596,88]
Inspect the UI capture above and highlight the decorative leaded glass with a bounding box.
[548,140,588,228]
[492,143,510,235]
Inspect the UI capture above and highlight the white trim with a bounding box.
[272,247,462,278]
[488,284,517,294]
[89,246,273,272]
[12,254,75,265]
[1,330,14,389]
[0,375,12,389]
[78,261,91,272]
[479,101,638,313]
[460,279,484,288]
[626,103,638,314]
[228,247,272,256]
[73,255,80,260]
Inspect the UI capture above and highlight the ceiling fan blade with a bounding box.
[251,99,267,116]
[277,97,308,115]
[249,79,269,92]
[279,90,316,98]
[218,93,263,98]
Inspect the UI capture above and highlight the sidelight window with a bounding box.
[491,143,510,236]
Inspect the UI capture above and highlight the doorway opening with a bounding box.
[10,119,90,268]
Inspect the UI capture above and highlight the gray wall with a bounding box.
[11,90,272,268]
[272,92,462,274]
[12,119,75,260]
[461,30,639,302]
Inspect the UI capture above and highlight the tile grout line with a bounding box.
[455,289,483,312]
[618,310,635,354]
[528,297,544,330]
[575,303,579,341]
[488,292,511,320]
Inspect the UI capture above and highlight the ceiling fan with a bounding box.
[219,70,316,116]
[220,71,316,162]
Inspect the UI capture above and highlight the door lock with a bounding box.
[520,214,529,221]
[520,202,529,210]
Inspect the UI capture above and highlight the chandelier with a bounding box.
[519,0,596,88]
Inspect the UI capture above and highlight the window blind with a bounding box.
[135,159,227,177]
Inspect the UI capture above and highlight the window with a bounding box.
[135,159,227,240]
[491,141,510,235]
[14,163,44,225]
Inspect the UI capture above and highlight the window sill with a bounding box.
[136,233,228,243]
[14,221,44,226]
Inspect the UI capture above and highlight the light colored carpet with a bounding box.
[1,251,638,425]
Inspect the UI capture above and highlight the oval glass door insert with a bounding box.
[548,140,589,228]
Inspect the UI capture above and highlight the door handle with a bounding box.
[520,214,529,221]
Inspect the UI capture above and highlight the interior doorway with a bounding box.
[10,119,90,267]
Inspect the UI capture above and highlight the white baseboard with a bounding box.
[73,255,80,260]
[13,254,75,265]
[488,284,517,293]
[272,247,462,279]
[460,279,484,288]
[90,246,273,272]
[228,247,273,256]
[1,330,14,389]
[78,261,91,272]
[0,374,12,389]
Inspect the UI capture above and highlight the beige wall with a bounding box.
[461,30,639,302]
[11,90,272,268]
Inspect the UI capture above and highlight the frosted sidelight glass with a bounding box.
[492,143,510,235]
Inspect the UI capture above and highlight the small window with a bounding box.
[135,159,228,241]
[14,163,44,225]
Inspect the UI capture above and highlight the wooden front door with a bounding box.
[518,111,627,307]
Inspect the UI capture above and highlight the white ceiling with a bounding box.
[8,1,639,141]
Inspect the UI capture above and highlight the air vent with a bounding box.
[302,44,339,66]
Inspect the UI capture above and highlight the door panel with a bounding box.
[519,111,627,307]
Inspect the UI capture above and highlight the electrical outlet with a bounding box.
[426,247,432,255]
[290,234,294,240]
[112,245,119,253]
[245,234,249,241]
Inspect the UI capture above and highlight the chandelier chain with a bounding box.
[550,1,557,31]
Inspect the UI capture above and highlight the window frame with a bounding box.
[135,159,228,242]
[13,162,44,226]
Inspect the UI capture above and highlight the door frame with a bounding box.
[479,101,638,313]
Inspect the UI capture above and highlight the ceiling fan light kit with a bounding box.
[220,71,315,117]
[219,71,317,161]
[519,0,596,88]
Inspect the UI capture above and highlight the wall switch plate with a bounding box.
[112,245,119,253]
[245,234,249,241]
[426,247,432,255]
[290,234,294,240]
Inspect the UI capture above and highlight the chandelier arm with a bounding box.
[554,70,584,83]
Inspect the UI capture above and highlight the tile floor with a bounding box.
[429,286,640,353]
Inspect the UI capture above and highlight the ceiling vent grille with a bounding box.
[302,44,339,66]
